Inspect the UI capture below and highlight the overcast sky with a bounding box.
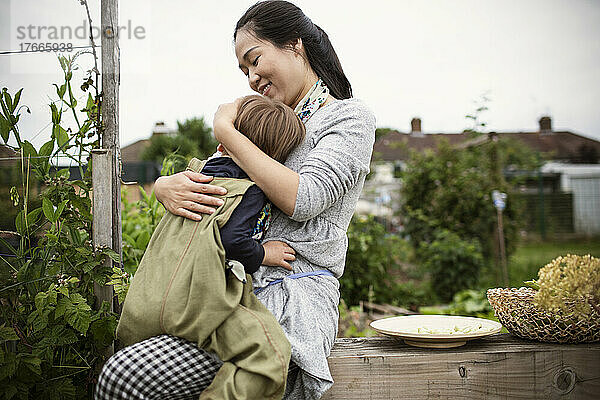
[1,0,599,150]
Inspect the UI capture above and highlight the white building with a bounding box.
[542,163,600,234]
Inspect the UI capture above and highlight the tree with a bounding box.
[177,117,218,158]
[141,117,217,173]
[399,133,545,296]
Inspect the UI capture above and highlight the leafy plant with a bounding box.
[418,229,485,302]
[337,299,377,338]
[399,96,543,296]
[0,53,119,399]
[400,140,521,262]
[420,289,493,317]
[342,215,420,306]
[120,186,165,277]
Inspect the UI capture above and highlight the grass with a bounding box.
[477,236,600,290]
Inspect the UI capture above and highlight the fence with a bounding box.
[511,192,575,237]
[508,171,600,238]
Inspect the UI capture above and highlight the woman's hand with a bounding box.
[154,170,227,221]
[262,241,295,271]
[213,99,242,141]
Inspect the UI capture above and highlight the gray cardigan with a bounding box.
[252,98,376,399]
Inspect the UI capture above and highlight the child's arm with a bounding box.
[220,186,295,274]
[219,186,266,274]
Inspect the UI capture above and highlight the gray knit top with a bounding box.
[252,98,376,399]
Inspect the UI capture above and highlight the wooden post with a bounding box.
[496,208,509,287]
[537,152,546,239]
[100,0,123,316]
[91,149,114,362]
[90,0,121,363]
[492,190,509,287]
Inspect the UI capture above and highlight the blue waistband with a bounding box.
[253,269,334,295]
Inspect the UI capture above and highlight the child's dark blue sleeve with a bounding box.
[219,185,266,275]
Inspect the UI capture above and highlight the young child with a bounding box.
[116,95,306,400]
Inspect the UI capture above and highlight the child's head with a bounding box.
[232,95,305,163]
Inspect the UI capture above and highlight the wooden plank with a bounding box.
[323,334,600,399]
[91,149,114,360]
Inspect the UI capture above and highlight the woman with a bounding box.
[95,1,375,399]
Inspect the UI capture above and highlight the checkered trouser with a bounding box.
[94,334,223,399]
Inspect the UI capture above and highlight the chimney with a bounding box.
[411,117,424,137]
[152,121,170,136]
[538,116,552,133]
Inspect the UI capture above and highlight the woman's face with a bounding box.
[235,29,313,109]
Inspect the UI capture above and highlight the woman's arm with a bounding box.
[213,116,299,216]
[154,170,228,221]
[214,99,376,221]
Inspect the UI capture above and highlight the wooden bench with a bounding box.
[323,334,600,399]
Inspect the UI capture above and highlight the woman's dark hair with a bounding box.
[234,0,352,100]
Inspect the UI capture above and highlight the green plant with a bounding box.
[399,96,544,295]
[421,289,493,316]
[177,117,218,157]
[342,215,415,306]
[337,299,377,338]
[121,186,165,277]
[401,140,521,261]
[482,237,600,290]
[388,280,434,309]
[418,229,485,302]
[140,134,195,173]
[0,53,119,399]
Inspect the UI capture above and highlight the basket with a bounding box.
[486,287,600,343]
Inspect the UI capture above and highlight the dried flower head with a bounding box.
[532,254,600,321]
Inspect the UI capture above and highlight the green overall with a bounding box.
[116,158,291,400]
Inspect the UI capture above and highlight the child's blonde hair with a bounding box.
[234,95,305,163]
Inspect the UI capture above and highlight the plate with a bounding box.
[370,315,502,348]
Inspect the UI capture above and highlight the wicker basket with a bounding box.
[486,287,600,343]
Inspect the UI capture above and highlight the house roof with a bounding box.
[374,130,600,163]
[120,139,150,164]
[0,144,19,167]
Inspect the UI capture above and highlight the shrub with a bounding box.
[342,215,415,306]
[401,140,521,262]
[399,137,533,295]
[418,229,485,302]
